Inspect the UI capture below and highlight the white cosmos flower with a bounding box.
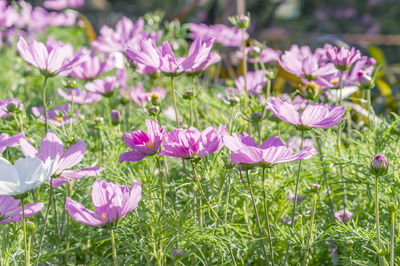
[0,156,58,196]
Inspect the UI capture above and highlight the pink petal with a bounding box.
[58,141,86,170]
[65,197,104,226]
[40,132,64,161]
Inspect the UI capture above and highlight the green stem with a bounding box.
[156,156,165,210]
[65,184,71,264]
[170,76,180,128]
[262,168,274,265]
[189,99,193,127]
[367,89,371,123]
[42,76,49,133]
[163,156,176,212]
[337,70,347,214]
[283,130,304,265]
[375,177,384,266]
[36,176,55,265]
[303,193,317,266]
[390,210,395,266]
[21,198,29,266]
[245,170,269,266]
[110,229,118,266]
[191,162,221,223]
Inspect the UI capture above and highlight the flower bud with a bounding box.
[26,221,36,233]
[6,102,18,113]
[93,116,104,125]
[228,95,240,107]
[229,14,250,29]
[309,183,321,193]
[150,92,161,106]
[183,90,194,100]
[110,110,121,125]
[357,72,374,90]
[147,105,160,116]
[66,81,76,89]
[370,154,388,177]
[172,248,184,257]
[251,112,262,123]
[300,81,321,101]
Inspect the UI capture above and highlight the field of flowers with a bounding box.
[1,0,400,265]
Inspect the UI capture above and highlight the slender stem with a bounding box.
[65,184,71,264]
[390,209,395,266]
[241,29,248,100]
[191,162,221,223]
[110,228,118,266]
[262,168,274,265]
[245,170,269,266]
[52,188,59,236]
[156,156,165,210]
[36,177,54,265]
[315,136,335,221]
[170,76,180,128]
[375,177,383,266]
[283,130,304,265]
[337,70,347,214]
[367,89,371,123]
[303,193,317,266]
[42,76,49,133]
[13,112,21,132]
[21,198,29,266]
[163,156,176,212]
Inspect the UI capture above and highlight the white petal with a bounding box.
[14,156,48,193]
[0,158,19,195]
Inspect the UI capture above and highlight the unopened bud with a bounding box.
[66,81,76,89]
[371,154,388,177]
[26,221,36,232]
[93,116,104,125]
[150,92,161,106]
[300,81,321,101]
[6,102,18,113]
[251,112,262,123]
[229,14,250,29]
[147,105,160,116]
[110,110,121,125]
[309,183,321,193]
[172,248,184,257]
[228,96,240,106]
[357,72,374,90]
[183,90,194,100]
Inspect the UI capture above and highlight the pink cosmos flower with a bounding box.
[277,94,308,111]
[0,133,24,154]
[0,98,23,118]
[19,132,103,188]
[279,44,337,82]
[233,71,268,95]
[125,38,216,75]
[43,0,84,10]
[0,195,43,224]
[189,23,248,47]
[0,2,18,28]
[268,97,346,129]
[69,50,115,80]
[85,76,118,96]
[119,119,166,163]
[66,179,142,226]
[91,17,161,54]
[17,36,86,77]
[286,136,313,152]
[128,82,166,106]
[223,132,316,167]
[325,45,361,70]
[159,125,226,159]
[32,104,80,126]
[58,87,102,104]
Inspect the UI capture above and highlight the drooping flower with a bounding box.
[0,195,43,224]
[19,132,103,188]
[66,179,142,226]
[268,97,346,129]
[325,45,361,70]
[0,156,57,196]
[0,98,23,118]
[32,104,81,126]
[125,38,217,75]
[189,23,248,47]
[119,119,166,163]
[57,87,102,104]
[159,125,226,159]
[43,0,84,10]
[85,76,118,97]
[17,36,87,77]
[223,132,316,167]
[0,133,25,154]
